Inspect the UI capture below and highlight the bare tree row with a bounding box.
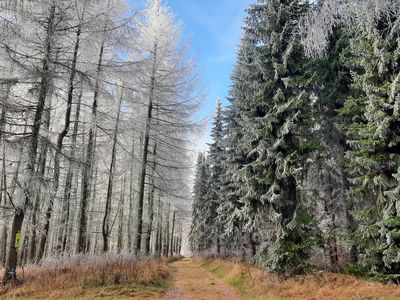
[0,0,199,284]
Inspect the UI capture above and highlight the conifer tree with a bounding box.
[237,0,319,276]
[189,153,211,252]
[305,26,358,271]
[340,12,400,281]
[205,100,225,254]
[218,24,262,260]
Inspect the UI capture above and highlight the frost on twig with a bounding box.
[300,0,400,57]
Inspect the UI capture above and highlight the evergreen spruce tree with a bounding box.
[236,0,320,276]
[189,100,225,255]
[340,12,400,282]
[218,19,264,260]
[306,26,358,271]
[189,153,211,252]
[205,100,225,254]
[189,0,400,280]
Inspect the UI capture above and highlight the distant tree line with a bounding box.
[189,0,400,282]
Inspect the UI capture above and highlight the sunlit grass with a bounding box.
[0,254,177,299]
[197,257,400,300]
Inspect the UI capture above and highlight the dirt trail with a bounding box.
[164,258,240,300]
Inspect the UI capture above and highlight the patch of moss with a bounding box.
[201,261,249,296]
[93,279,170,298]
[226,274,247,294]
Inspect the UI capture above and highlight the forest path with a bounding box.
[164,258,241,300]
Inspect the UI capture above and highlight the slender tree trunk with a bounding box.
[102,89,123,252]
[87,166,98,254]
[66,165,81,253]
[26,147,47,262]
[27,98,51,263]
[143,144,157,255]
[155,196,162,256]
[0,86,10,266]
[0,87,7,207]
[127,140,135,251]
[165,203,170,257]
[135,43,158,254]
[0,225,7,266]
[143,186,155,255]
[93,196,102,255]
[117,178,126,253]
[58,86,83,252]
[3,5,55,283]
[2,116,26,266]
[170,210,176,256]
[0,134,7,265]
[178,229,182,254]
[77,40,105,254]
[156,199,163,257]
[36,19,83,261]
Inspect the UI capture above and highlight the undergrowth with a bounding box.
[196,257,400,300]
[0,254,178,299]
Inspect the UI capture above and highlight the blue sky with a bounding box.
[168,0,253,151]
[131,0,253,152]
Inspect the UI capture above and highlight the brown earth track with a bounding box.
[164,258,240,300]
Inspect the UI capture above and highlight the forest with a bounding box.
[0,0,198,285]
[0,0,400,298]
[189,0,400,283]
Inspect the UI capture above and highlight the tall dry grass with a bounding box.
[0,254,174,299]
[196,257,400,300]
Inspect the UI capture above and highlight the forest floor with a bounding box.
[2,257,400,299]
[0,256,172,299]
[190,258,400,300]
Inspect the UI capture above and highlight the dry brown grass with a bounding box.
[0,254,174,299]
[196,258,400,300]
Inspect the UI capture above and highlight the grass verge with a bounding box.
[0,254,178,299]
[196,257,400,300]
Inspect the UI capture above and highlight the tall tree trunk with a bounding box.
[143,186,155,255]
[2,116,26,266]
[177,228,182,255]
[117,178,126,253]
[58,85,83,252]
[0,84,11,267]
[66,164,81,253]
[26,95,52,263]
[86,166,98,254]
[156,198,163,257]
[76,40,105,254]
[3,5,55,283]
[135,43,157,254]
[26,141,48,263]
[165,202,170,257]
[170,210,176,256]
[0,224,7,266]
[36,18,83,261]
[102,89,123,252]
[143,144,157,255]
[2,209,23,284]
[127,139,135,251]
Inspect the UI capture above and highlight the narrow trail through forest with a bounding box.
[164,258,240,300]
